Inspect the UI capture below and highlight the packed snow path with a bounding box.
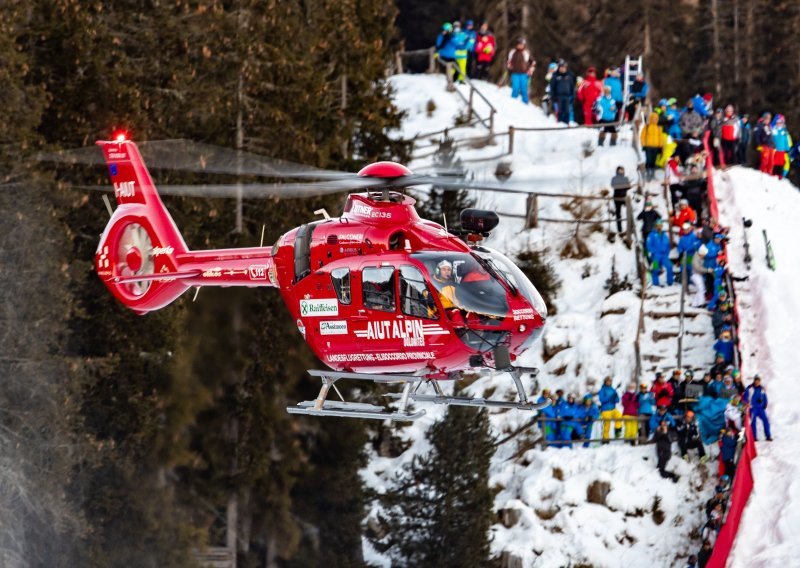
[715,167,800,567]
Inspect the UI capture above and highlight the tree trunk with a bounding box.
[745,0,754,107]
[711,0,722,99]
[733,0,740,85]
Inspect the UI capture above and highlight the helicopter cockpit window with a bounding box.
[412,252,509,318]
[399,265,438,320]
[473,247,548,320]
[330,267,351,305]
[362,267,395,312]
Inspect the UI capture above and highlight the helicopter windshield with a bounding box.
[472,247,548,320]
[412,252,509,318]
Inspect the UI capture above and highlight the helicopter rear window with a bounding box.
[362,267,395,312]
[399,265,438,320]
[330,267,351,305]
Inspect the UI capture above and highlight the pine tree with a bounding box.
[378,407,495,567]
[414,135,476,231]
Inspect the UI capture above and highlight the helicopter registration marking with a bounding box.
[354,321,448,347]
[248,265,268,280]
[114,181,136,198]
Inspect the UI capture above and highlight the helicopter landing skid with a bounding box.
[286,370,427,421]
[386,366,548,411]
[286,367,546,421]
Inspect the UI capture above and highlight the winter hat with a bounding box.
[682,222,691,231]
[442,22,453,31]
[586,66,596,75]
[702,93,713,101]
[658,98,668,107]
[698,244,708,256]
[466,19,474,27]
[667,98,677,106]
[548,62,558,72]
[516,37,527,46]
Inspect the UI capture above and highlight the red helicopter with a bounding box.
[86,135,549,420]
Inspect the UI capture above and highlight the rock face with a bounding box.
[498,551,524,568]
[587,480,611,506]
[498,507,522,528]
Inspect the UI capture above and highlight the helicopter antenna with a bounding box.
[101,194,114,218]
[260,224,266,247]
[442,212,448,233]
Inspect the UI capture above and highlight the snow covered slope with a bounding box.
[363,74,717,566]
[715,167,800,567]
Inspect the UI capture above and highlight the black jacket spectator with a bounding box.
[550,70,576,97]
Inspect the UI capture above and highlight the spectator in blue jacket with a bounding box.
[649,404,676,434]
[598,377,622,440]
[626,72,648,119]
[463,20,477,77]
[596,86,619,146]
[720,427,738,477]
[744,375,772,441]
[435,23,459,89]
[713,327,734,365]
[771,114,792,178]
[666,98,682,139]
[603,67,623,115]
[646,220,674,286]
[577,395,600,447]
[707,373,725,398]
[556,393,581,448]
[738,114,751,164]
[677,224,701,278]
[637,383,656,438]
[537,389,559,444]
[691,93,713,118]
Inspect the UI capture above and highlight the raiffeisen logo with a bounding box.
[299,299,338,317]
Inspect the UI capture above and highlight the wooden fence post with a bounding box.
[395,52,403,75]
[428,47,436,73]
[525,194,539,229]
[508,126,515,155]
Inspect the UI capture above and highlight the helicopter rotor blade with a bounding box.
[385,175,538,195]
[66,177,386,199]
[37,140,357,181]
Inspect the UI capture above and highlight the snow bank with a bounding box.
[715,167,800,567]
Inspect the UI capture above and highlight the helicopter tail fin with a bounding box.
[94,138,192,313]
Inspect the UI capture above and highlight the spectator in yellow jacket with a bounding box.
[641,112,664,181]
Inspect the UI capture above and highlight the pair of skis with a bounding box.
[742,217,775,271]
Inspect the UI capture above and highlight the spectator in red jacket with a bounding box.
[720,105,741,166]
[474,22,496,81]
[576,66,603,125]
[621,382,640,441]
[652,373,675,408]
[673,199,697,231]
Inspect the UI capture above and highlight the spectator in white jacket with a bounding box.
[725,394,743,432]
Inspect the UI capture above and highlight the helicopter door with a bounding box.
[293,224,315,282]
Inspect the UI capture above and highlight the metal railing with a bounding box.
[537,415,687,448]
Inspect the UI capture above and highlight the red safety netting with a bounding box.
[707,411,757,567]
[703,130,720,222]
